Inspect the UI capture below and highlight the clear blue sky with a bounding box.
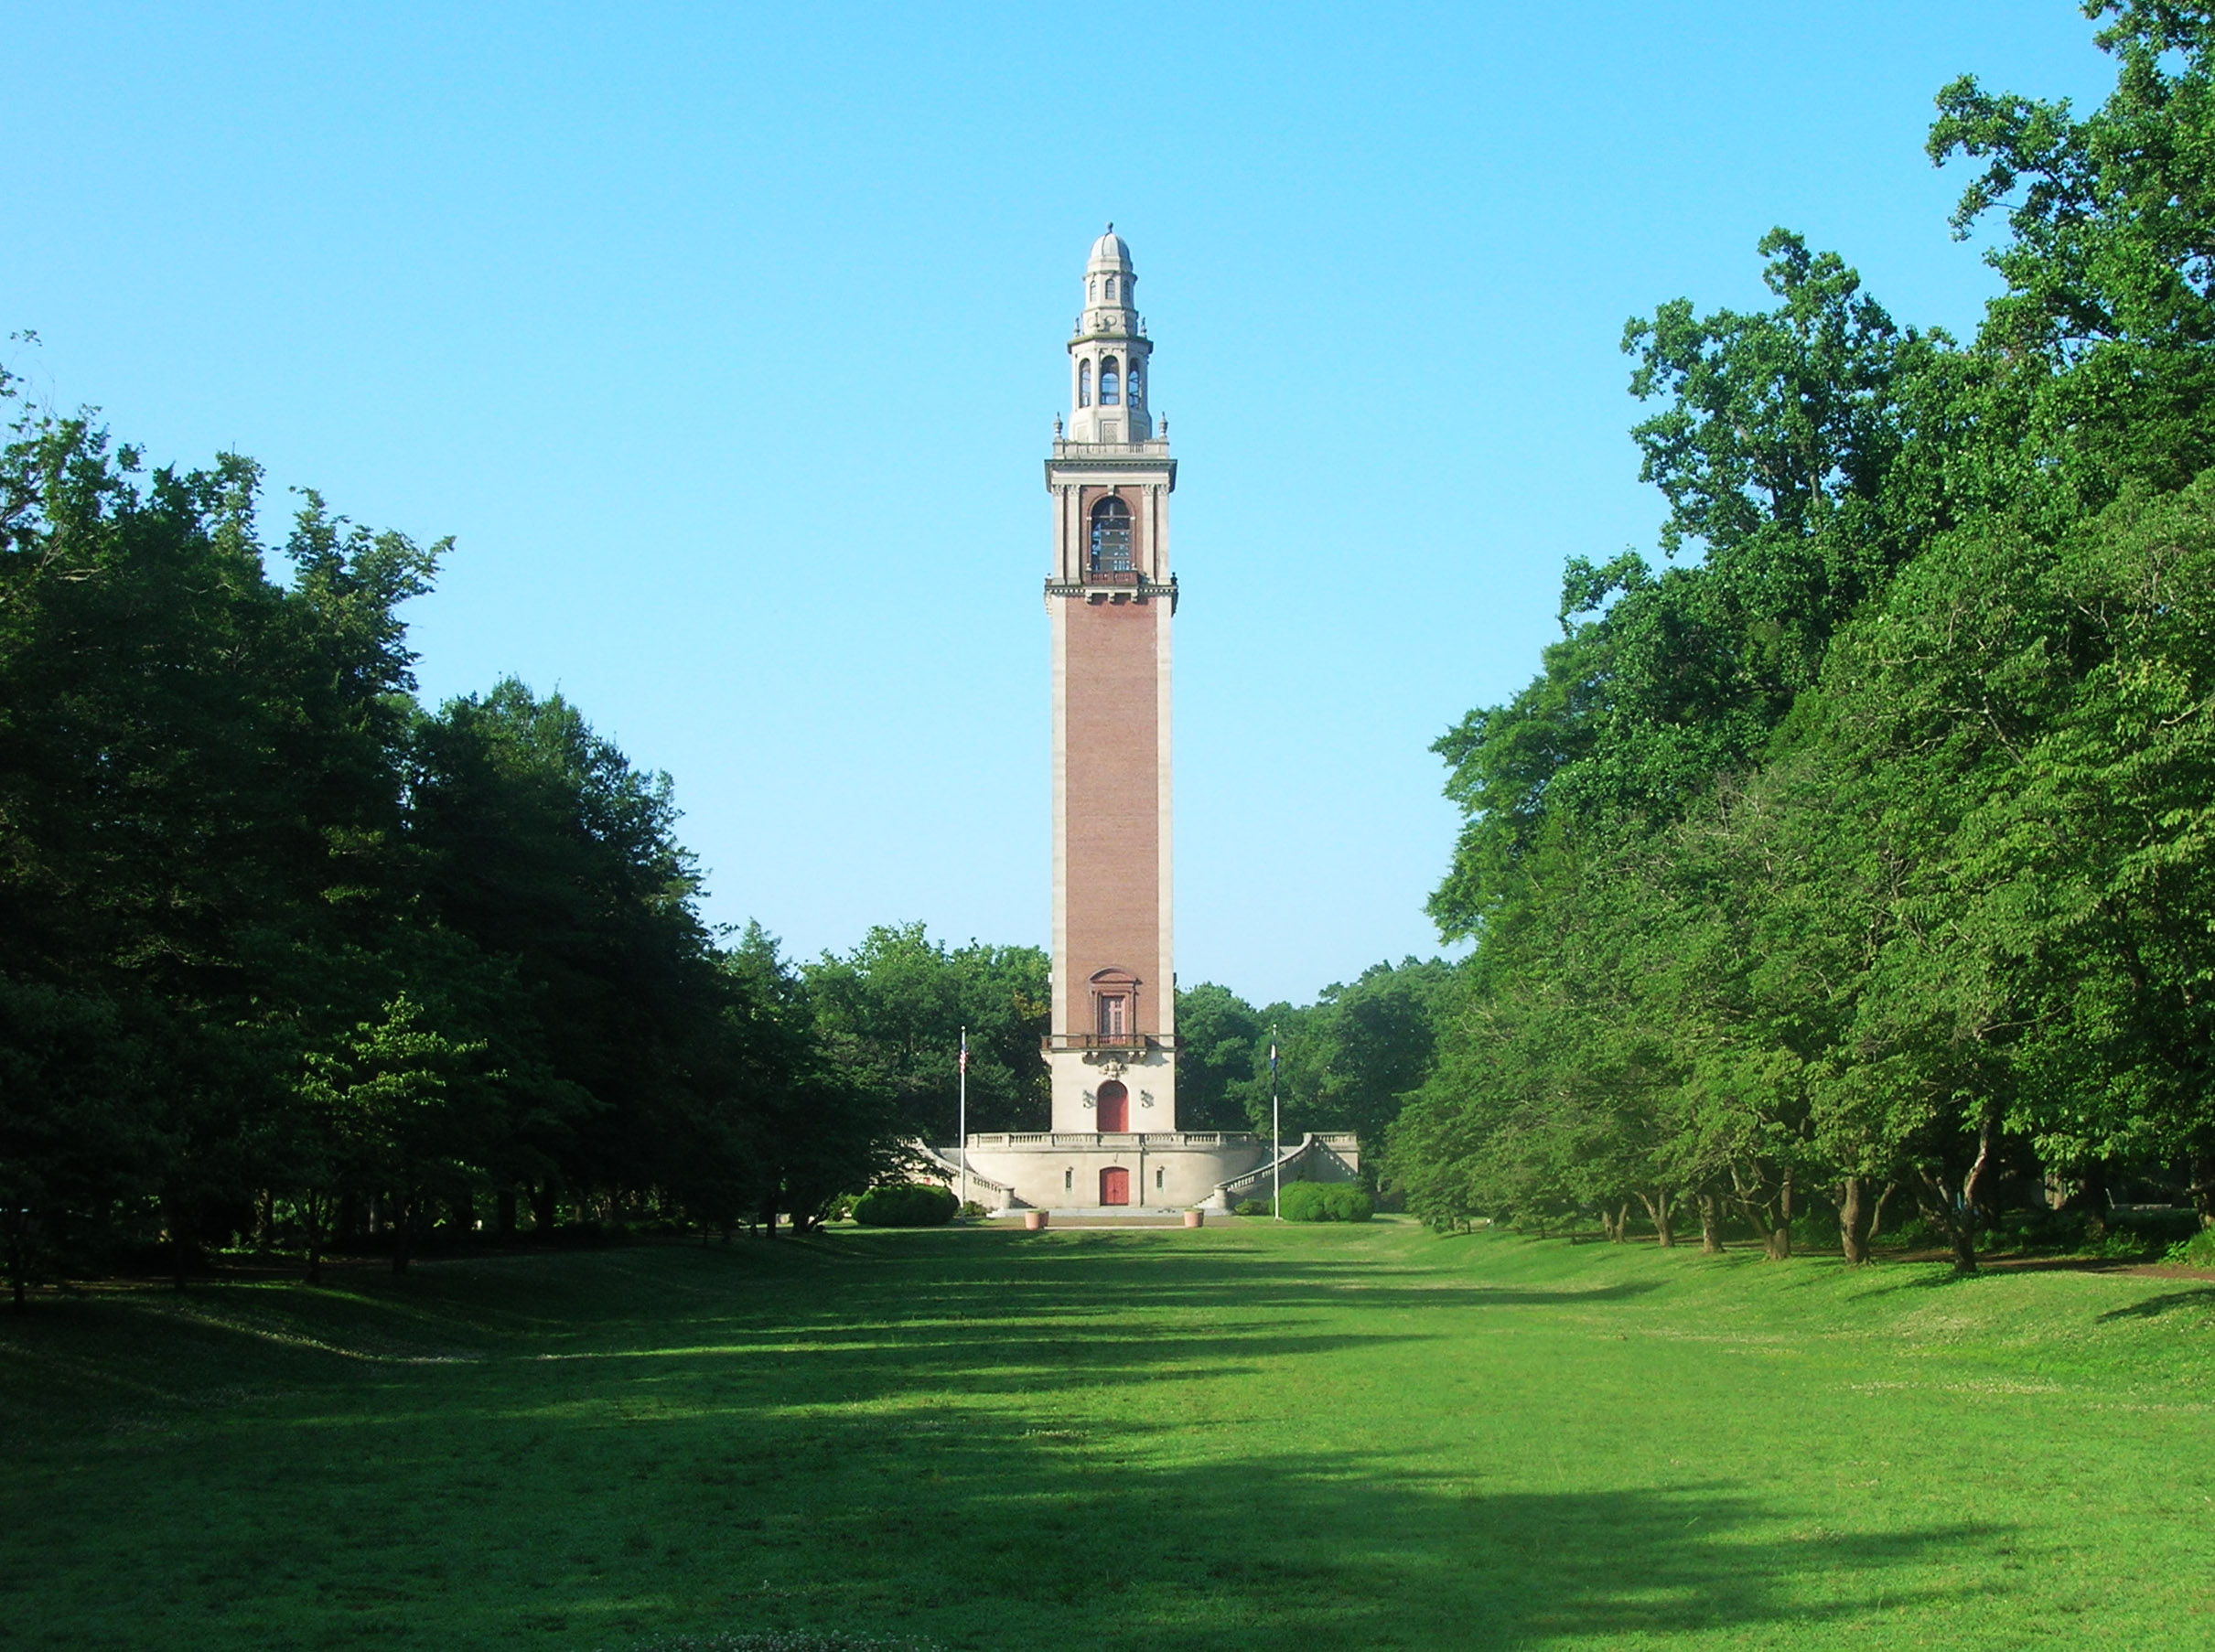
[11,3,2116,1004]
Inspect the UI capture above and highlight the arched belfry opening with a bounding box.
[1089,497,1133,576]
[1099,357,1121,405]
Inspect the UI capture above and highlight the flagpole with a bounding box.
[1271,1024,1281,1222]
[958,1026,969,1213]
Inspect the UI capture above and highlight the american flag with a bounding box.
[959,1029,968,1074]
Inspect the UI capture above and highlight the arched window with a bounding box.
[1126,367,1142,407]
[1078,360,1091,407]
[1105,275,1117,301]
[1089,276,1098,299]
[1100,357,1121,405]
[1089,497,1133,574]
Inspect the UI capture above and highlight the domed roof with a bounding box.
[1088,223,1133,271]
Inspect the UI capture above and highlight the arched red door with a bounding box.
[1095,1079,1129,1132]
[1100,1167,1130,1206]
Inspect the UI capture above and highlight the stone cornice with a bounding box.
[1043,452,1176,488]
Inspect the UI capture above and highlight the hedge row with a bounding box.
[851,1184,958,1228]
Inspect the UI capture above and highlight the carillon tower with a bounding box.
[1043,225,1178,1143]
[935,228,1359,1213]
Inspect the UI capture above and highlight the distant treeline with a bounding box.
[1174,961,1455,1143]
[1386,6,2215,1271]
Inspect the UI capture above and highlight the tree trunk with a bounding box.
[2192,1153,2214,1229]
[448,1187,476,1234]
[164,1193,193,1292]
[530,1181,558,1238]
[2073,1161,2112,1240]
[1838,1175,1871,1266]
[1868,1182,1896,1242]
[392,1192,413,1274]
[253,1189,274,1250]
[1955,1109,1996,1275]
[496,1189,518,1238]
[301,1190,325,1285]
[1637,1189,1675,1248]
[5,1209,27,1312]
[1919,1107,1998,1278]
[1738,1180,1791,1260]
[1698,1194,1724,1254]
[759,1193,779,1239]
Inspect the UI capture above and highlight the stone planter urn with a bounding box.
[1183,1209,1204,1228]
[1024,1210,1048,1231]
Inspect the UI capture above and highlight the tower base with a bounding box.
[922,1132,1360,1214]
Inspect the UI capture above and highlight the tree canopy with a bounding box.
[0,374,903,1301]
[1392,3,2215,1271]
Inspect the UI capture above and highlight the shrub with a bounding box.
[1235,1198,1272,1217]
[2109,1207,2200,1248]
[2164,1225,2215,1268]
[1278,1182,1374,1223]
[956,1200,990,1220]
[850,1184,958,1228]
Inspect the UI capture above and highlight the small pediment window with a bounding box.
[1089,966,1140,1041]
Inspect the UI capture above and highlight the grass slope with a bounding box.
[4,1221,2212,1650]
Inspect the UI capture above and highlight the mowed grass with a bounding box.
[4,1221,2213,1651]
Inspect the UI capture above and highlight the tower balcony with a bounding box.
[1042,1031,1177,1056]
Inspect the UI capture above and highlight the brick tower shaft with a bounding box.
[1043,225,1177,1135]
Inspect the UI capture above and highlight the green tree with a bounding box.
[1172,982,1264,1132]
[295,995,487,1277]
[0,383,438,1284]
[801,924,1049,1142]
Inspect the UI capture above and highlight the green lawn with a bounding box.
[5,1220,2212,1650]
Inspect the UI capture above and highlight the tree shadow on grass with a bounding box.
[2,1239,2015,1652]
[29,1239,1665,1420]
[457,1409,2002,1652]
[2095,1286,2215,1322]
[87,1369,2000,1652]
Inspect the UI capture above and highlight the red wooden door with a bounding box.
[1096,1080,1128,1132]
[1100,1167,1130,1206]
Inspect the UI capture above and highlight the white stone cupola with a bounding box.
[1067,224,1155,445]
